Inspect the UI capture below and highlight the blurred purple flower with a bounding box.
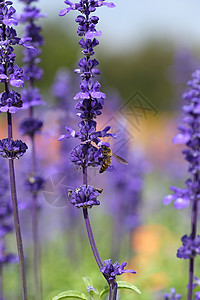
[164,288,182,300]
[18,0,45,109]
[0,159,17,267]
[25,175,45,194]
[19,118,43,136]
[164,70,200,210]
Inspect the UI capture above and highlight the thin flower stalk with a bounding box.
[0,159,18,300]
[18,1,46,299]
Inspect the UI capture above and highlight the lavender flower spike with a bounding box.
[59,1,135,300]
[0,1,28,299]
[18,1,46,299]
[164,70,200,300]
[164,288,182,300]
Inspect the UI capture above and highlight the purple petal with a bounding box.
[10,79,24,88]
[174,197,190,210]
[85,30,102,39]
[102,2,116,8]
[59,8,71,16]
[173,133,190,144]
[3,18,18,26]
[163,194,175,205]
[58,134,67,141]
[0,107,8,113]
[0,74,7,79]
[194,104,200,113]
[8,107,18,113]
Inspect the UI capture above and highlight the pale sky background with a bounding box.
[14,0,200,53]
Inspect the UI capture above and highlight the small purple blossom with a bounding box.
[0,159,17,267]
[20,87,45,109]
[19,117,43,136]
[69,185,102,208]
[177,235,200,259]
[164,288,182,300]
[25,174,45,193]
[0,200,12,221]
[0,90,22,113]
[87,286,95,293]
[100,259,136,282]
[0,240,18,265]
[163,186,191,210]
[0,138,28,159]
[59,121,116,145]
[0,224,12,238]
[70,144,101,167]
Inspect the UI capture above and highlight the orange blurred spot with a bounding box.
[145,272,169,292]
[132,224,170,254]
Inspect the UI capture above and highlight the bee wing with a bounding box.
[112,153,128,165]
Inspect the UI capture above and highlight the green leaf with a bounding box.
[52,290,88,300]
[117,281,141,294]
[82,277,94,289]
[99,281,141,299]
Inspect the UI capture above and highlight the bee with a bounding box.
[99,145,128,173]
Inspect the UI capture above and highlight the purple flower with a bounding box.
[70,144,101,167]
[195,292,200,300]
[0,2,18,26]
[59,0,116,172]
[163,186,191,210]
[177,235,200,259]
[0,225,12,238]
[19,6,46,22]
[25,174,45,193]
[20,87,45,109]
[164,288,182,300]
[19,117,43,136]
[0,240,18,265]
[51,69,72,102]
[0,138,28,159]
[87,286,95,293]
[59,120,116,146]
[0,200,12,220]
[0,2,26,91]
[0,90,22,113]
[100,259,136,282]
[18,0,45,109]
[69,185,102,208]
[164,71,200,210]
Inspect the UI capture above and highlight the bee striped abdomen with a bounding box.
[99,156,112,173]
